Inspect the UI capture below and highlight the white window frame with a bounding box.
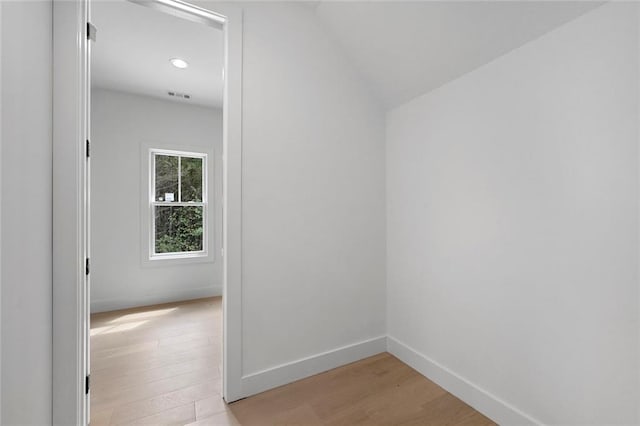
[149,148,209,260]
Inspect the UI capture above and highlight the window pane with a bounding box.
[155,155,178,202]
[181,157,203,202]
[155,206,204,253]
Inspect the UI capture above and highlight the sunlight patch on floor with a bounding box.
[107,307,178,323]
[90,320,149,336]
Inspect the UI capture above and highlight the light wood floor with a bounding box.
[91,298,495,426]
[90,297,223,425]
[230,353,495,426]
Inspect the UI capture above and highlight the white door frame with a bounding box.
[52,1,244,423]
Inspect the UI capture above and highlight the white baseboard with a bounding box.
[387,336,540,426]
[241,336,387,397]
[90,286,222,313]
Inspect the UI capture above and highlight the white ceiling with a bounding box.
[91,0,224,108]
[91,1,601,111]
[314,1,602,108]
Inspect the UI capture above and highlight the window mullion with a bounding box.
[178,156,182,202]
[151,203,156,256]
[151,153,155,203]
[151,154,156,257]
[201,157,206,203]
[152,202,204,207]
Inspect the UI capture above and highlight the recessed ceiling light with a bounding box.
[170,58,188,69]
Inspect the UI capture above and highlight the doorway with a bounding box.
[52,0,244,424]
[88,1,223,423]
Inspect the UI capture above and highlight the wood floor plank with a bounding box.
[91,368,219,410]
[195,395,229,420]
[126,403,196,425]
[108,380,220,424]
[90,407,114,426]
[91,361,220,393]
[185,410,240,426]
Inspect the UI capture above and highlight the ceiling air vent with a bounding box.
[167,91,191,100]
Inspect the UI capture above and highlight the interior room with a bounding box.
[89,0,224,313]
[1,1,639,425]
[88,1,224,423]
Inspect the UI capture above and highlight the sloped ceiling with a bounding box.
[314,1,603,109]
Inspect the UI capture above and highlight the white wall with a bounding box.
[13,1,637,423]
[90,89,223,312]
[225,2,387,377]
[1,1,53,424]
[386,3,639,424]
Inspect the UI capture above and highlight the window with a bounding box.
[150,149,207,259]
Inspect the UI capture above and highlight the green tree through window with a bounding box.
[151,151,206,256]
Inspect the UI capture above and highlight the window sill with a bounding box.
[144,252,215,267]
